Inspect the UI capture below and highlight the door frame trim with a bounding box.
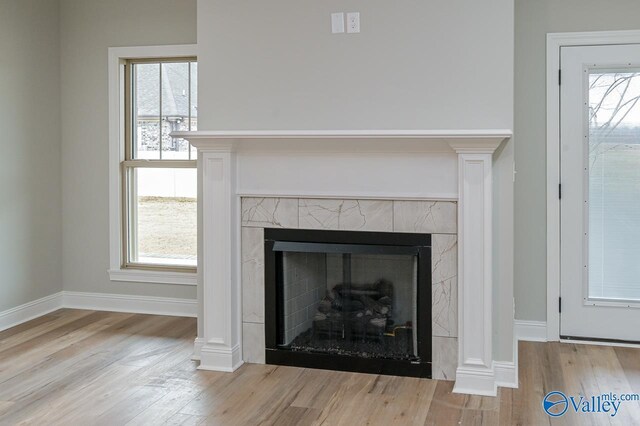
[546,30,640,342]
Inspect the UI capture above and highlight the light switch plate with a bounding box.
[331,12,344,34]
[346,12,360,33]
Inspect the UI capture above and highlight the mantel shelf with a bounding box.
[173,129,511,140]
[172,129,512,154]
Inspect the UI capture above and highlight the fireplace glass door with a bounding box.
[280,249,418,359]
[264,229,431,377]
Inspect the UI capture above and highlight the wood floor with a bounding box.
[1,310,640,425]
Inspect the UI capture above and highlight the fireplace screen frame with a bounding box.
[264,228,432,378]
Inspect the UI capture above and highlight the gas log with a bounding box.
[312,279,395,339]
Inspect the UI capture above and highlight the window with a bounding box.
[122,57,198,272]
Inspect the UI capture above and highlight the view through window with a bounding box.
[588,69,640,300]
[123,58,197,269]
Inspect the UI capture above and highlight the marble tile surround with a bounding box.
[299,199,393,232]
[394,201,457,234]
[242,322,265,364]
[242,198,298,228]
[242,198,457,235]
[432,235,458,338]
[241,227,264,323]
[241,197,458,380]
[432,336,458,380]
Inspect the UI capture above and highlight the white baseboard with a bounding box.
[493,361,518,388]
[559,339,640,349]
[515,320,548,342]
[62,291,197,317]
[0,291,197,333]
[453,360,519,396]
[0,292,64,332]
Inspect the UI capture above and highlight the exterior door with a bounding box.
[560,44,640,341]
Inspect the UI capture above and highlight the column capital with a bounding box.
[447,139,505,154]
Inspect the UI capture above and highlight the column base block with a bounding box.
[453,365,497,396]
[198,343,243,372]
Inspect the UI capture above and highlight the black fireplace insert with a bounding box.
[264,228,431,378]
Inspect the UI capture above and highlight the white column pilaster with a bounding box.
[448,140,501,396]
[193,142,242,372]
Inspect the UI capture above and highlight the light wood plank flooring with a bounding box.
[1,309,639,425]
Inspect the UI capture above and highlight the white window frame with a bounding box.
[108,45,198,286]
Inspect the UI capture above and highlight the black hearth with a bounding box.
[264,229,431,378]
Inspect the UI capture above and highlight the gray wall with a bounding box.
[514,0,640,320]
[198,0,514,131]
[60,0,197,299]
[0,0,63,311]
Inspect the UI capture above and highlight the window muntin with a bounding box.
[123,58,197,271]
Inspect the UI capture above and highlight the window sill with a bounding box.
[108,268,197,286]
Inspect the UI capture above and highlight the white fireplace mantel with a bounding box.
[174,129,509,152]
[176,129,512,396]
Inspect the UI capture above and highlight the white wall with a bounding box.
[0,0,62,312]
[60,0,197,299]
[197,0,515,361]
[514,0,640,321]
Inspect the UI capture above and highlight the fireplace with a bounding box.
[264,228,432,378]
[181,130,514,395]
